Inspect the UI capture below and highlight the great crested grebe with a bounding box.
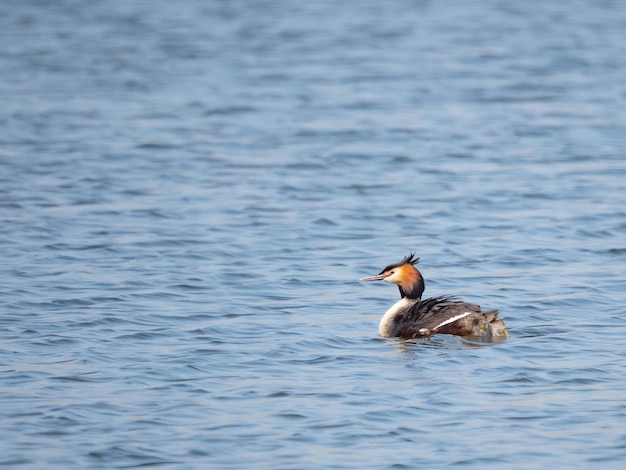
[360,253,508,340]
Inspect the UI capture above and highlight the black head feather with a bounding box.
[379,252,420,274]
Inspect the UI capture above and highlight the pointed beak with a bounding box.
[359,274,388,282]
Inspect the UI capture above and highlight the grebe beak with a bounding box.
[359,274,388,282]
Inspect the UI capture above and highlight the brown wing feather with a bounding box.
[394,297,500,338]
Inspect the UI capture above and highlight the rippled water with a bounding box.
[2,0,626,468]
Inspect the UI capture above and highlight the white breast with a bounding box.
[378,298,418,338]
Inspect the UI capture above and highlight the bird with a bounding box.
[360,253,508,340]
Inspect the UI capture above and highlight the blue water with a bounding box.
[2,0,626,468]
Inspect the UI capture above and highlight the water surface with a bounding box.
[1,1,626,468]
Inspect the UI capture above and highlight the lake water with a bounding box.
[1,0,626,468]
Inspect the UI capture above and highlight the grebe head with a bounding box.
[359,253,425,300]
